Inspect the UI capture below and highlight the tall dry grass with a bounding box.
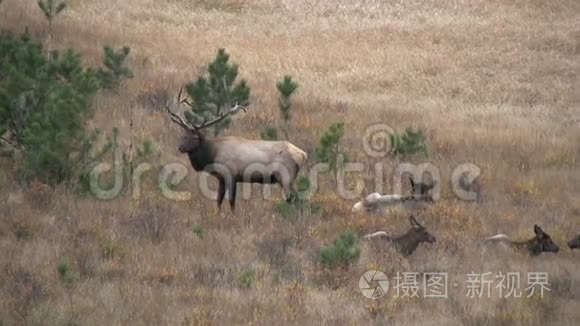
[1,0,579,324]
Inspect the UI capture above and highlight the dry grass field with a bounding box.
[1,0,580,324]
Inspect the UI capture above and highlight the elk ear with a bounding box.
[410,215,421,229]
[534,225,544,237]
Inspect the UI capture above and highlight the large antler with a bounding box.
[166,88,247,132]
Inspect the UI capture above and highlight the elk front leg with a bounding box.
[228,182,237,213]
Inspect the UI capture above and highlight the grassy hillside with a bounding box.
[1,0,579,324]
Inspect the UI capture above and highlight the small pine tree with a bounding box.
[96,46,133,89]
[389,127,428,156]
[315,122,347,180]
[37,0,66,39]
[320,230,360,267]
[277,75,299,140]
[0,31,122,185]
[183,48,250,136]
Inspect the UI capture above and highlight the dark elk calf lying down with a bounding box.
[363,216,436,257]
[166,89,308,213]
[483,225,560,256]
[569,235,580,249]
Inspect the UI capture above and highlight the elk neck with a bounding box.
[394,229,422,256]
[511,239,539,256]
[186,136,218,172]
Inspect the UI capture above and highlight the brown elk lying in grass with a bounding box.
[569,235,580,250]
[166,89,308,212]
[483,225,560,256]
[363,216,436,257]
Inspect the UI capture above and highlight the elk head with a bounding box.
[528,225,559,255]
[409,215,436,244]
[166,88,246,154]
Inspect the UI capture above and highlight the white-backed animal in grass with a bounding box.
[351,176,436,214]
[483,225,560,256]
[363,216,436,257]
[166,89,308,213]
[351,193,431,214]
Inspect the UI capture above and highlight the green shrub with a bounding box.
[389,127,428,156]
[96,46,133,89]
[57,260,74,284]
[182,48,250,136]
[238,269,256,288]
[320,230,360,267]
[193,224,206,239]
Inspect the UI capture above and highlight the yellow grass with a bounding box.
[1,0,580,324]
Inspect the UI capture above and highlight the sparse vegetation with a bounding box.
[0,0,578,324]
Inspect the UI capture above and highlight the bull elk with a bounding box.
[483,225,560,256]
[165,89,308,212]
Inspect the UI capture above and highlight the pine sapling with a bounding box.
[183,48,250,136]
[277,75,299,140]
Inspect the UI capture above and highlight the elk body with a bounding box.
[363,216,436,257]
[483,225,560,256]
[166,90,308,212]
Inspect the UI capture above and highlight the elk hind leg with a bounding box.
[216,178,226,212]
[281,179,297,203]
